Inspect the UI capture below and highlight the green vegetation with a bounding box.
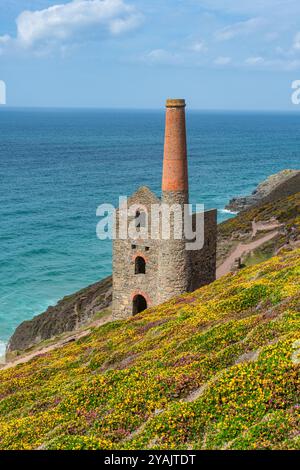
[0,249,299,450]
[219,192,300,238]
[217,192,300,267]
[243,238,278,267]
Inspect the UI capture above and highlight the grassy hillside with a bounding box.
[0,249,299,450]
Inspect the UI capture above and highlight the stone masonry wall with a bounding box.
[112,238,159,320]
[190,209,217,290]
[112,186,160,320]
[157,190,192,303]
[112,187,217,319]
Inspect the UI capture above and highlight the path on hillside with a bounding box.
[217,219,283,279]
[1,313,112,371]
[216,231,279,279]
[251,219,282,238]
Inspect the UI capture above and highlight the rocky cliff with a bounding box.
[7,276,112,355]
[226,169,300,212]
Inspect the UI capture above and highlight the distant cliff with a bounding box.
[226,169,300,213]
[7,276,112,355]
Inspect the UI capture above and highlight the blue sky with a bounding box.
[1,0,300,109]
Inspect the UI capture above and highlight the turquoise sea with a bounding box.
[1,108,300,355]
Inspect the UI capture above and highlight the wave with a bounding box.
[22,248,50,257]
[219,208,238,215]
[0,340,7,364]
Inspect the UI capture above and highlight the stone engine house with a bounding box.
[112,99,217,320]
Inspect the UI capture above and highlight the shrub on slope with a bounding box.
[0,250,299,450]
[219,192,300,238]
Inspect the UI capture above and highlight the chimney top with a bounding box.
[166,99,186,108]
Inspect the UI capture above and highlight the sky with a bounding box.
[1,0,300,109]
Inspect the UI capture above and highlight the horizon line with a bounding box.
[2,105,300,113]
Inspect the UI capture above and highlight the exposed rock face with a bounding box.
[226,170,300,212]
[7,276,112,354]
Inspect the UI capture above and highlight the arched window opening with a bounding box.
[135,256,146,274]
[132,295,147,315]
[135,210,146,229]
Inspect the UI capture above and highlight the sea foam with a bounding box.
[219,208,238,215]
[0,340,6,364]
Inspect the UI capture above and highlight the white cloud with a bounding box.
[293,32,300,50]
[245,56,265,66]
[189,41,207,53]
[214,56,231,65]
[144,49,182,65]
[244,56,300,70]
[0,35,11,44]
[143,41,208,66]
[0,0,143,53]
[215,17,264,41]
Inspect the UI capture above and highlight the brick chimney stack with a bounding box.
[158,99,192,303]
[162,99,188,200]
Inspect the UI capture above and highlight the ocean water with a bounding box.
[0,108,300,354]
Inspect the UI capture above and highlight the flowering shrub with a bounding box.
[0,249,299,450]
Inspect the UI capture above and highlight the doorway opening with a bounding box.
[132,294,147,315]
